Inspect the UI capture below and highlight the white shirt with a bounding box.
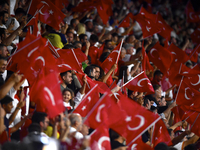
[173,142,184,150]
[0,24,7,29]
[69,127,83,140]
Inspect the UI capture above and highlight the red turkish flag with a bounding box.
[142,44,154,72]
[101,40,123,73]
[30,71,64,118]
[189,44,200,62]
[176,81,200,110]
[152,119,173,147]
[90,124,111,150]
[71,1,95,13]
[161,76,172,92]
[184,74,200,91]
[133,13,160,38]
[28,0,65,30]
[118,13,134,28]
[124,71,154,95]
[73,84,99,117]
[127,137,153,150]
[57,49,83,72]
[156,12,173,40]
[191,26,200,44]
[181,110,200,137]
[180,64,200,77]
[110,93,161,144]
[185,0,200,23]
[168,43,189,64]
[139,6,157,22]
[50,0,68,10]
[171,106,185,132]
[147,42,173,76]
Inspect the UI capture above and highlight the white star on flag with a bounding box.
[49,10,53,15]
[125,116,131,122]
[108,57,112,62]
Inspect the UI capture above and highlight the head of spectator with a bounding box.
[153,84,162,105]
[125,34,136,44]
[0,1,9,12]
[0,56,7,74]
[154,142,169,150]
[120,47,126,60]
[0,95,13,114]
[167,128,175,140]
[69,113,83,132]
[85,20,93,32]
[153,70,163,84]
[60,70,73,86]
[84,66,96,80]
[0,11,9,25]
[0,44,8,57]
[104,40,113,52]
[80,123,90,136]
[31,112,49,132]
[0,27,9,41]
[79,33,88,45]
[89,34,98,46]
[77,23,86,35]
[124,43,134,55]
[70,18,79,30]
[62,88,75,109]
[15,8,26,22]
[160,96,167,106]
[185,60,193,69]
[111,33,118,44]
[90,64,102,80]
[143,97,151,110]
[73,41,82,49]
[66,31,74,44]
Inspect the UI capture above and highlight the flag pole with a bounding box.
[115,39,124,64]
[190,113,200,130]
[121,71,144,88]
[174,76,184,102]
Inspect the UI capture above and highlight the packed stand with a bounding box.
[0,0,200,149]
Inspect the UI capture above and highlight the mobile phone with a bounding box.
[11,18,15,24]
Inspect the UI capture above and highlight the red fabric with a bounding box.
[110,92,160,144]
[142,44,154,72]
[189,44,200,62]
[101,41,123,73]
[88,46,100,65]
[156,12,173,40]
[127,137,153,150]
[191,26,200,44]
[73,85,100,117]
[183,74,200,92]
[147,41,173,76]
[171,106,185,132]
[71,1,95,12]
[56,49,83,73]
[176,81,200,111]
[28,0,65,30]
[50,0,68,10]
[185,0,200,23]
[124,71,154,95]
[152,120,173,147]
[180,64,200,77]
[118,13,134,28]
[90,124,111,150]
[20,119,32,140]
[133,13,160,38]
[139,7,157,22]
[26,13,39,36]
[0,129,11,144]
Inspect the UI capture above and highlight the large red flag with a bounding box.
[90,124,111,150]
[184,74,200,91]
[189,44,200,62]
[156,12,173,40]
[147,42,173,75]
[133,14,160,38]
[139,6,157,22]
[101,40,123,73]
[191,26,200,44]
[73,84,99,117]
[185,0,200,23]
[152,119,173,147]
[176,80,200,110]
[110,93,161,144]
[180,64,200,77]
[118,13,134,28]
[28,0,65,30]
[123,71,154,95]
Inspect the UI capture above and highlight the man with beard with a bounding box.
[103,40,113,53]
[85,19,93,39]
[0,11,9,29]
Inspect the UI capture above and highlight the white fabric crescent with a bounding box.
[98,136,110,150]
[27,47,39,57]
[58,64,72,69]
[191,75,200,86]
[137,78,148,87]
[127,115,145,131]
[44,87,56,105]
[35,56,45,66]
[150,48,157,58]
[131,144,137,150]
[146,26,151,32]
[184,87,190,100]
[189,12,194,20]
[96,104,105,122]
